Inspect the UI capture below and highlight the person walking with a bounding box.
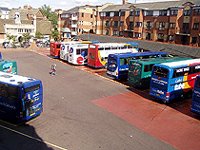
[49,64,56,75]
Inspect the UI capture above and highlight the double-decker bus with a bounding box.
[60,41,91,61]
[50,42,61,58]
[191,75,200,115]
[0,71,43,122]
[68,44,89,65]
[87,43,138,68]
[149,58,200,103]
[128,57,191,89]
[0,60,17,74]
[107,51,170,80]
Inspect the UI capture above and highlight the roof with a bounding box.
[64,6,79,14]
[36,20,52,35]
[0,7,10,11]
[0,71,37,86]
[0,19,33,33]
[159,58,200,68]
[101,3,132,12]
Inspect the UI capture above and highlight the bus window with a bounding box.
[173,67,190,78]
[144,64,154,72]
[193,65,200,73]
[127,45,133,48]
[98,47,104,50]
[105,47,110,50]
[24,84,40,93]
[153,66,168,78]
[56,44,61,48]
[76,49,81,55]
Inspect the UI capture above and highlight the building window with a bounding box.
[134,32,141,38]
[113,30,118,36]
[18,29,23,32]
[159,10,167,16]
[193,23,199,30]
[120,21,124,26]
[170,9,178,16]
[114,12,119,16]
[193,8,200,15]
[168,35,174,41]
[146,10,153,16]
[183,9,191,16]
[135,22,142,27]
[135,10,140,16]
[114,21,118,27]
[82,13,84,17]
[169,23,175,29]
[106,12,110,17]
[157,33,164,40]
[105,21,110,27]
[91,14,93,18]
[120,11,125,16]
[130,11,134,16]
[129,22,134,30]
[192,37,197,44]
[159,22,165,30]
[146,21,151,29]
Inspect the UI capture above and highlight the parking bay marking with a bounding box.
[0,124,68,150]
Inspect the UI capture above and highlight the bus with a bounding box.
[0,71,43,122]
[0,52,2,59]
[128,57,191,89]
[68,44,89,65]
[60,41,91,61]
[0,60,17,74]
[87,43,138,68]
[50,42,61,58]
[107,51,170,80]
[149,58,200,103]
[191,75,200,115]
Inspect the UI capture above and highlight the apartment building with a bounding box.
[57,3,112,39]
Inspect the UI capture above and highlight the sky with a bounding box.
[0,0,178,10]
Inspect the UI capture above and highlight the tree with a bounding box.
[51,29,59,41]
[40,5,58,29]
[22,33,31,42]
[35,31,43,39]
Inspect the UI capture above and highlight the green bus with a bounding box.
[128,57,191,89]
[0,60,17,74]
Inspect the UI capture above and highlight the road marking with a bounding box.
[0,124,68,150]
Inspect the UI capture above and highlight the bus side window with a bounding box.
[197,80,200,88]
[76,49,81,55]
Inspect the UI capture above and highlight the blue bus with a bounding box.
[0,71,43,122]
[107,51,171,80]
[191,75,200,115]
[149,59,200,103]
[0,52,2,59]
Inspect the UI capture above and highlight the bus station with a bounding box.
[0,34,200,150]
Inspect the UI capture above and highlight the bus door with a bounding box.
[191,76,200,114]
[128,61,142,87]
[22,82,43,120]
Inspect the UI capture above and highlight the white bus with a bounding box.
[67,44,89,65]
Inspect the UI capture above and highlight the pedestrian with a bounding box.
[49,64,56,75]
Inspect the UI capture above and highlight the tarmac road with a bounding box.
[0,49,175,150]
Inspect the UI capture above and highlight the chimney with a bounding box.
[122,0,128,4]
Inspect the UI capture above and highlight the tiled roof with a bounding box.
[101,3,132,12]
[0,7,10,11]
[36,20,52,35]
[64,6,79,14]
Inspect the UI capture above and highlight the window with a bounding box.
[120,21,124,26]
[193,23,199,30]
[146,10,153,16]
[192,37,197,44]
[114,12,119,16]
[120,58,128,65]
[159,22,165,30]
[24,84,40,93]
[144,64,154,72]
[106,12,110,17]
[153,66,169,78]
[130,11,134,16]
[105,21,110,27]
[170,9,178,16]
[135,10,140,16]
[159,10,167,16]
[114,21,118,27]
[76,49,81,55]
[183,9,191,16]
[91,14,93,18]
[135,22,142,27]
[168,35,174,41]
[134,32,141,38]
[120,11,125,16]
[193,8,200,15]
[169,23,175,29]
[173,67,190,78]
[82,13,84,17]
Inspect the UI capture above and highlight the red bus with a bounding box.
[87,43,138,68]
[50,42,61,58]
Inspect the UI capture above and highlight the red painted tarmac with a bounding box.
[93,92,200,150]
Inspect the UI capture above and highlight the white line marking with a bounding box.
[0,124,68,150]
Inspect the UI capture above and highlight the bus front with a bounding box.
[21,80,43,121]
[191,76,200,115]
[149,65,170,103]
[107,54,119,79]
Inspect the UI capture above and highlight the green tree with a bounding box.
[40,5,58,29]
[51,29,59,41]
[22,33,31,42]
[35,31,43,39]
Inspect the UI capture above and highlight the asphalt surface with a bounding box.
[0,49,175,150]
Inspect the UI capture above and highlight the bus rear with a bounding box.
[0,72,43,122]
[191,75,200,115]
[87,44,101,68]
[50,42,61,58]
[0,60,17,74]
